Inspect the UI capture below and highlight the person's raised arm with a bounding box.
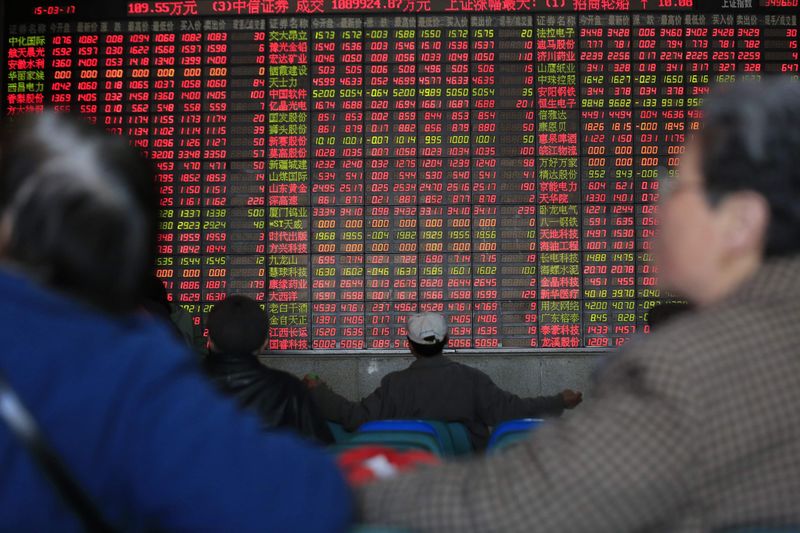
[474,370,580,426]
[307,374,393,431]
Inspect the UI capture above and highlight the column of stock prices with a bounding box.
[2,0,798,351]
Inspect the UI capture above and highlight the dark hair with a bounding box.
[408,336,448,357]
[206,295,268,356]
[698,77,800,257]
[0,111,157,312]
[142,274,172,317]
[646,302,693,331]
[140,274,187,341]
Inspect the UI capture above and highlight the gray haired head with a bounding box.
[0,111,157,312]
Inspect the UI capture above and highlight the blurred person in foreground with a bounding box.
[203,295,334,444]
[306,312,582,450]
[646,301,694,332]
[0,112,350,531]
[358,78,800,531]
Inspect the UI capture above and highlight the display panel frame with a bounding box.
[2,0,798,354]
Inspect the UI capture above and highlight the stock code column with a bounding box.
[310,17,366,350]
[579,13,635,348]
[417,15,473,348]
[470,15,538,349]
[267,18,310,350]
[364,16,419,349]
[200,20,267,330]
[536,15,581,349]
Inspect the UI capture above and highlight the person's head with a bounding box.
[206,295,268,356]
[657,78,800,306]
[646,301,693,332]
[0,111,157,312]
[406,312,448,358]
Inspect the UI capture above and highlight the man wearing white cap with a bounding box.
[306,312,582,450]
[407,311,448,347]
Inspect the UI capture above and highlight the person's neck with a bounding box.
[695,253,762,307]
[413,353,443,360]
[209,350,259,360]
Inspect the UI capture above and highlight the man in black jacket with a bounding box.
[203,295,333,444]
[306,312,582,450]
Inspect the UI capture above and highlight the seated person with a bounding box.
[0,111,349,531]
[203,295,334,444]
[306,312,582,449]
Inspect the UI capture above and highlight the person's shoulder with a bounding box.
[441,357,490,378]
[124,335,203,401]
[262,365,304,387]
[403,356,483,382]
[58,302,197,396]
[615,311,705,374]
[634,299,766,365]
[121,312,194,354]
[48,287,194,377]
[378,363,420,386]
[447,357,479,369]
[607,302,757,395]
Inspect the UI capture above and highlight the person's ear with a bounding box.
[717,191,769,255]
[407,338,418,357]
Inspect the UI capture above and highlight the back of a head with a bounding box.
[0,111,157,312]
[407,312,448,357]
[699,77,800,257]
[207,295,268,356]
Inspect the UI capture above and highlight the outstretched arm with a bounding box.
[309,378,392,431]
[474,371,570,426]
[359,350,697,533]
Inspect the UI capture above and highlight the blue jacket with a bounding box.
[0,269,352,532]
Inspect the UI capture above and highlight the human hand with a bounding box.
[560,389,583,409]
[303,373,323,389]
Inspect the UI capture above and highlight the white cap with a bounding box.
[407,312,448,344]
